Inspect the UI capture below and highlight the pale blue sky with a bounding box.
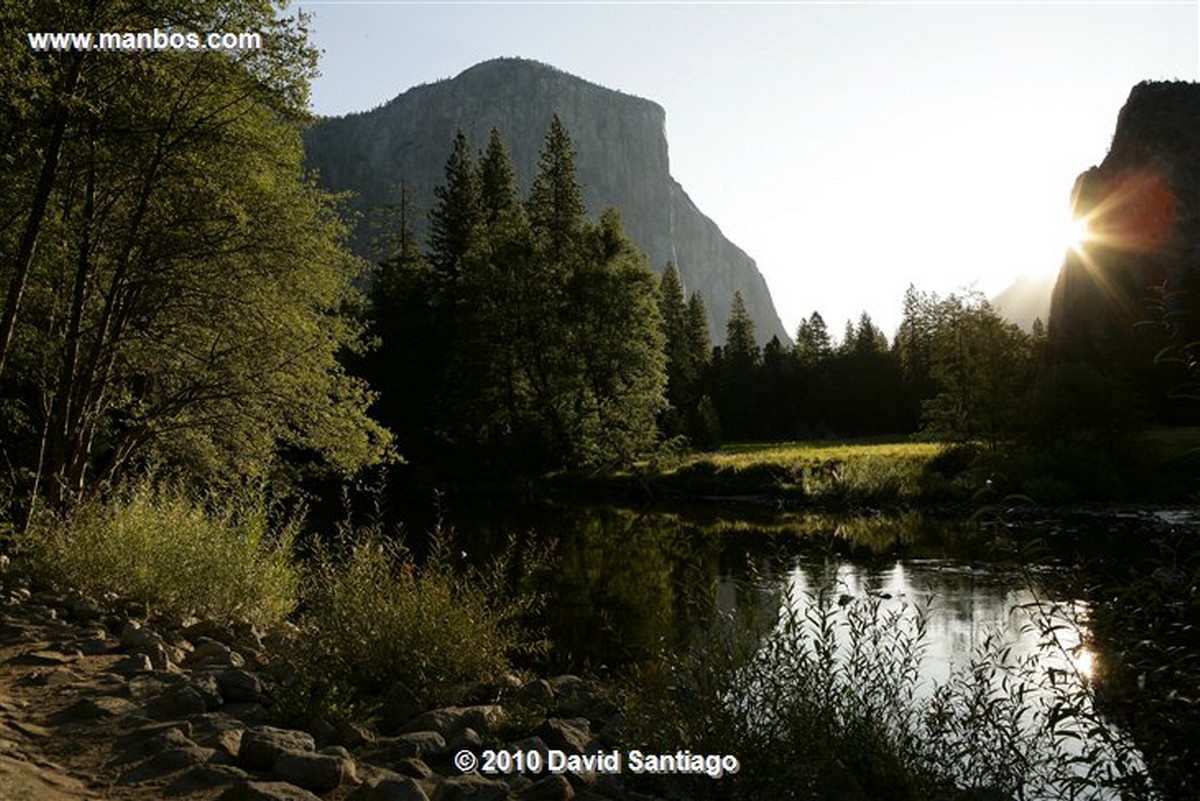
[291,1,1198,337]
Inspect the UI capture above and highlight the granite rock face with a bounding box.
[1049,81,1200,363]
[304,58,788,345]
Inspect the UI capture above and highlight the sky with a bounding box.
[289,0,1198,339]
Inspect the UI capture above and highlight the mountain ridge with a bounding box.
[304,57,789,345]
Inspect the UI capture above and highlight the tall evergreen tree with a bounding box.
[794,312,832,368]
[791,312,834,435]
[724,290,759,367]
[427,130,483,283]
[657,263,699,428]
[895,285,945,429]
[686,292,713,371]
[527,114,585,265]
[366,183,438,458]
[375,121,664,472]
[714,290,760,439]
[479,127,520,223]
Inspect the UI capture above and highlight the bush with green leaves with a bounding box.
[277,525,547,724]
[16,482,299,628]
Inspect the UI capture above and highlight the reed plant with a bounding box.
[624,575,1156,800]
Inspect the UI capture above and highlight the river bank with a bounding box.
[543,430,1200,511]
[0,574,656,801]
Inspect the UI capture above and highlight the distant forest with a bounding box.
[360,120,1181,479]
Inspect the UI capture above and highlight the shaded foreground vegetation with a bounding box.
[624,587,1150,800]
[9,481,547,728]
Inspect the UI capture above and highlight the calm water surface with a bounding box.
[429,500,1098,679]
[420,499,1169,795]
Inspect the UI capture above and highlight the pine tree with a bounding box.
[367,182,438,458]
[794,312,832,367]
[686,292,713,370]
[428,130,483,282]
[851,312,889,356]
[479,127,520,223]
[527,114,585,265]
[793,312,833,434]
[374,182,425,307]
[658,263,698,418]
[724,290,759,366]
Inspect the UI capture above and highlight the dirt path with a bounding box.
[0,597,138,799]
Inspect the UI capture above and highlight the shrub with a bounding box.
[277,525,546,723]
[623,581,1151,800]
[16,482,299,628]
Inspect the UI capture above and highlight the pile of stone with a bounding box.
[0,581,670,801]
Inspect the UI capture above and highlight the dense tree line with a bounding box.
[363,119,666,474]
[1,1,388,514]
[366,119,1145,472]
[656,282,1076,448]
[2,0,1157,511]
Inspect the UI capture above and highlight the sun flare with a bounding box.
[1064,214,1092,254]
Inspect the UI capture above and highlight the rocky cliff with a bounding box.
[304,58,788,345]
[1049,81,1200,365]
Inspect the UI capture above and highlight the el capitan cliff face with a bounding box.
[304,58,788,346]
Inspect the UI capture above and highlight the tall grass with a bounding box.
[624,579,1153,801]
[276,523,548,724]
[17,482,299,628]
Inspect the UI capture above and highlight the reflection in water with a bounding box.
[773,556,1090,692]
[432,501,1141,794]
[718,554,1138,798]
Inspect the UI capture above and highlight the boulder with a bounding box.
[431,774,511,801]
[237,726,315,771]
[379,681,427,734]
[218,668,267,704]
[164,764,249,796]
[347,775,431,801]
[369,731,447,762]
[216,781,323,801]
[143,686,208,720]
[112,653,154,674]
[273,750,357,791]
[185,639,246,669]
[535,719,593,756]
[519,774,575,801]
[514,678,554,706]
[117,745,214,784]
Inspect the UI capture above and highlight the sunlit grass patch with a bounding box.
[650,438,946,504]
[17,482,299,628]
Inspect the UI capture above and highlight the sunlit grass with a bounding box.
[705,439,941,467]
[642,438,948,505]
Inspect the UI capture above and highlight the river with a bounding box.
[407,497,1184,797]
